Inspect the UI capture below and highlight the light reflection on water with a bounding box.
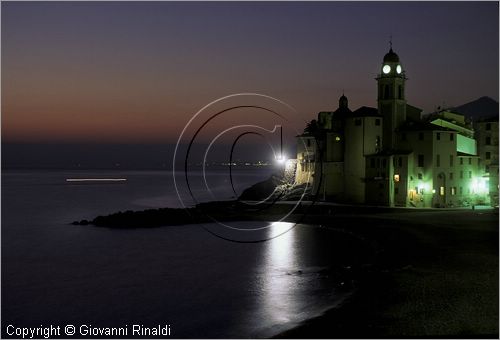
[259,222,303,330]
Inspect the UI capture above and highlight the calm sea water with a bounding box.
[2,169,366,338]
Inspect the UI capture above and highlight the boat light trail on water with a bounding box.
[66,178,127,182]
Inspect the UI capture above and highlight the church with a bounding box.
[294,47,497,208]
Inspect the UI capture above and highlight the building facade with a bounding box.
[295,47,497,207]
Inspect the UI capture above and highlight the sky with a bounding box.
[1,1,499,167]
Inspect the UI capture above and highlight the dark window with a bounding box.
[419,132,424,141]
[468,158,472,165]
[486,137,491,145]
[384,85,390,99]
[418,154,424,167]
[436,132,441,140]
[375,119,381,126]
[418,173,423,179]
[486,123,491,131]
[370,158,375,168]
[486,152,491,160]
[398,85,403,99]
[460,187,463,195]
[450,155,453,166]
[398,157,402,167]
[450,133,454,141]
[376,158,380,168]
[469,171,472,179]
[382,159,387,167]
[449,172,453,180]
[355,119,362,126]
[460,171,463,179]
[307,139,311,147]
[436,154,440,167]
[379,183,384,189]
[460,158,463,165]
[395,187,399,194]
[401,133,407,141]
[486,165,490,173]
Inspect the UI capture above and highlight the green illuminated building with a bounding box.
[295,47,498,207]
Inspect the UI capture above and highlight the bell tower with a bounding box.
[377,43,407,150]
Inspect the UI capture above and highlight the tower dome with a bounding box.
[383,48,400,63]
[339,94,348,109]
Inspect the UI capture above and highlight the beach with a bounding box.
[276,208,499,338]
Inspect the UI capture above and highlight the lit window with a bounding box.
[451,187,456,195]
[394,174,400,182]
[335,136,341,142]
[440,186,445,195]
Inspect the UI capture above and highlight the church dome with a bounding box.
[383,48,400,63]
[339,94,348,109]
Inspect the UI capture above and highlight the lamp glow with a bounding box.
[275,154,287,165]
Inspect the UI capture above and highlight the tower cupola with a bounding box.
[380,47,404,77]
[339,94,348,109]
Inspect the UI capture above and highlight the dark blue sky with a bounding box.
[2,1,499,144]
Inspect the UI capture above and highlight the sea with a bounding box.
[2,169,366,338]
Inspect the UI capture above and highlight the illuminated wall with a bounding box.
[456,134,477,155]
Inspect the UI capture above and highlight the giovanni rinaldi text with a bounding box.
[6,324,172,338]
